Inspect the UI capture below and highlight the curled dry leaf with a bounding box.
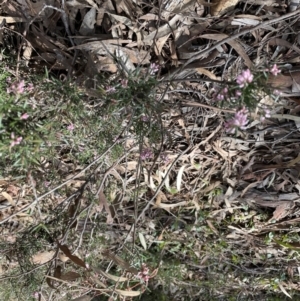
[1,192,15,206]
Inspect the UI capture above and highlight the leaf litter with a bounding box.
[1,0,300,300]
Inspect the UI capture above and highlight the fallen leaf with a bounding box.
[61,271,81,281]
[57,243,86,269]
[97,190,113,224]
[211,0,239,16]
[1,192,15,206]
[115,289,141,297]
[31,251,55,264]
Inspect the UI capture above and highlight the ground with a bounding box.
[1,0,300,300]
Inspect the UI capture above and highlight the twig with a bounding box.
[181,100,235,113]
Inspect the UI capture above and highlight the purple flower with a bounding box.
[141,114,149,122]
[20,113,29,120]
[149,63,160,75]
[160,153,170,164]
[270,64,281,76]
[224,107,249,133]
[140,148,153,160]
[215,87,228,101]
[236,69,253,88]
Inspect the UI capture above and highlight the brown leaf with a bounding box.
[97,190,113,224]
[272,202,294,221]
[46,272,56,289]
[60,271,81,281]
[267,73,298,89]
[54,266,62,279]
[57,242,86,269]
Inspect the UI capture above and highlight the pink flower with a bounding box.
[274,89,282,96]
[10,133,23,147]
[20,113,29,120]
[136,263,150,283]
[67,123,75,131]
[235,90,242,97]
[33,292,40,299]
[260,107,271,121]
[27,83,34,92]
[140,148,153,160]
[215,87,228,101]
[7,80,25,94]
[224,107,249,133]
[270,64,281,76]
[149,63,160,75]
[105,86,116,94]
[236,69,253,88]
[121,79,128,88]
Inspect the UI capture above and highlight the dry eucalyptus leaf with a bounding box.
[57,243,87,269]
[211,0,239,16]
[1,192,15,206]
[60,271,81,281]
[31,251,55,264]
[115,289,141,297]
[79,7,96,35]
